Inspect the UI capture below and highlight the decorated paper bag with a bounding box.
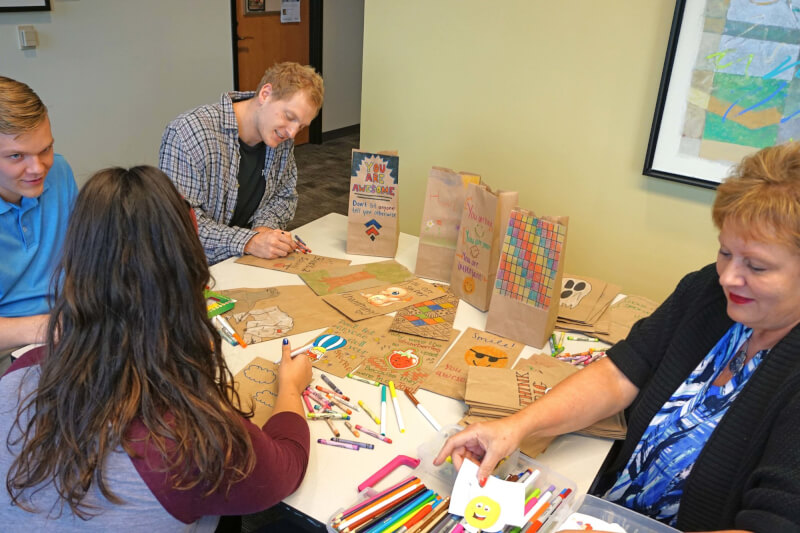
[485,209,568,348]
[450,183,518,311]
[414,167,481,282]
[346,150,399,257]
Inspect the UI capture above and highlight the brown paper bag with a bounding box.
[346,150,399,257]
[233,357,281,428]
[485,209,568,348]
[450,183,518,311]
[414,167,481,282]
[421,327,525,400]
[321,278,444,321]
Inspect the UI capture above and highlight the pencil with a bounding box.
[334,476,418,522]
[409,496,449,533]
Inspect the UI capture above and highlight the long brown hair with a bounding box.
[6,166,254,518]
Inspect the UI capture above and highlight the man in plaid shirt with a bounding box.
[159,62,323,264]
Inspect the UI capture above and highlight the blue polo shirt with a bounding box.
[0,154,77,317]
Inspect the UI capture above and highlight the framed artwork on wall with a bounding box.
[0,0,50,11]
[644,0,800,189]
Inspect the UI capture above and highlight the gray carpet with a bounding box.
[288,133,359,231]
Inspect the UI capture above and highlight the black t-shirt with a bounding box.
[230,139,267,229]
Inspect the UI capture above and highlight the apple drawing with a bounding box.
[387,349,420,370]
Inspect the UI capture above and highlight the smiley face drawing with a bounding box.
[464,494,502,531]
[465,345,509,368]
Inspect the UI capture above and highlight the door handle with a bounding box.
[237,35,254,41]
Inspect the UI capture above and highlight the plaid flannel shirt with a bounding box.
[158,91,298,265]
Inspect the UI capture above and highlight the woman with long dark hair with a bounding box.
[0,166,312,530]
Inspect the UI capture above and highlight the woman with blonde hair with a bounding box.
[436,142,800,532]
[0,166,312,531]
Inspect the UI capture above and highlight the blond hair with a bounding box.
[256,62,324,110]
[712,142,800,250]
[0,76,48,135]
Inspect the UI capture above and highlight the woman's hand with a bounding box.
[433,415,526,485]
[278,339,312,395]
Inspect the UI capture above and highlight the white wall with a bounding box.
[322,0,363,132]
[0,0,232,186]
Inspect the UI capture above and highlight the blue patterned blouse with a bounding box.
[604,322,766,526]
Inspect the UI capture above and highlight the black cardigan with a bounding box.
[595,264,800,532]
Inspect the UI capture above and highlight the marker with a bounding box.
[567,335,599,342]
[528,488,572,532]
[212,318,238,346]
[388,381,405,433]
[290,342,314,357]
[526,485,555,517]
[380,385,387,435]
[356,424,392,443]
[345,421,360,437]
[317,438,358,450]
[331,437,374,450]
[404,389,441,431]
[347,372,380,386]
[294,234,312,253]
[215,315,247,348]
[359,400,381,424]
[321,374,344,395]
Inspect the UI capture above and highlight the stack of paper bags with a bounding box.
[556,273,660,345]
[556,274,620,334]
[462,355,626,448]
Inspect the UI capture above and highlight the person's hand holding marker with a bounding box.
[244,227,298,258]
[273,338,313,419]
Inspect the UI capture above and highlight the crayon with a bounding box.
[347,372,381,386]
[331,437,374,449]
[318,438,358,451]
[321,373,344,395]
[356,424,392,443]
[359,400,381,424]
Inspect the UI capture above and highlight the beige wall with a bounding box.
[1,0,232,186]
[360,0,721,302]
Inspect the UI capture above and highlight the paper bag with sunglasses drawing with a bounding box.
[420,327,524,400]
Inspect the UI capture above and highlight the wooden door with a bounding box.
[234,0,311,144]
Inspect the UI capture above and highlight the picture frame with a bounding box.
[0,0,50,11]
[643,0,800,189]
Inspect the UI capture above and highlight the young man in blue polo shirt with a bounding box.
[0,76,77,350]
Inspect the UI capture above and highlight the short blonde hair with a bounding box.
[256,62,324,110]
[712,142,800,250]
[0,76,48,135]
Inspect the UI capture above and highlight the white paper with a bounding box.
[449,459,527,532]
[280,0,300,23]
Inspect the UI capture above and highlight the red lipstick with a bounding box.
[729,293,753,304]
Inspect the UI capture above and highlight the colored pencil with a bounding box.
[334,476,418,522]
[337,481,426,532]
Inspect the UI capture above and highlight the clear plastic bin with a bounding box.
[568,494,680,533]
[328,425,580,532]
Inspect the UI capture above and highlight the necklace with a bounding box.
[729,338,748,374]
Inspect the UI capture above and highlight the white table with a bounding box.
[210,213,614,524]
